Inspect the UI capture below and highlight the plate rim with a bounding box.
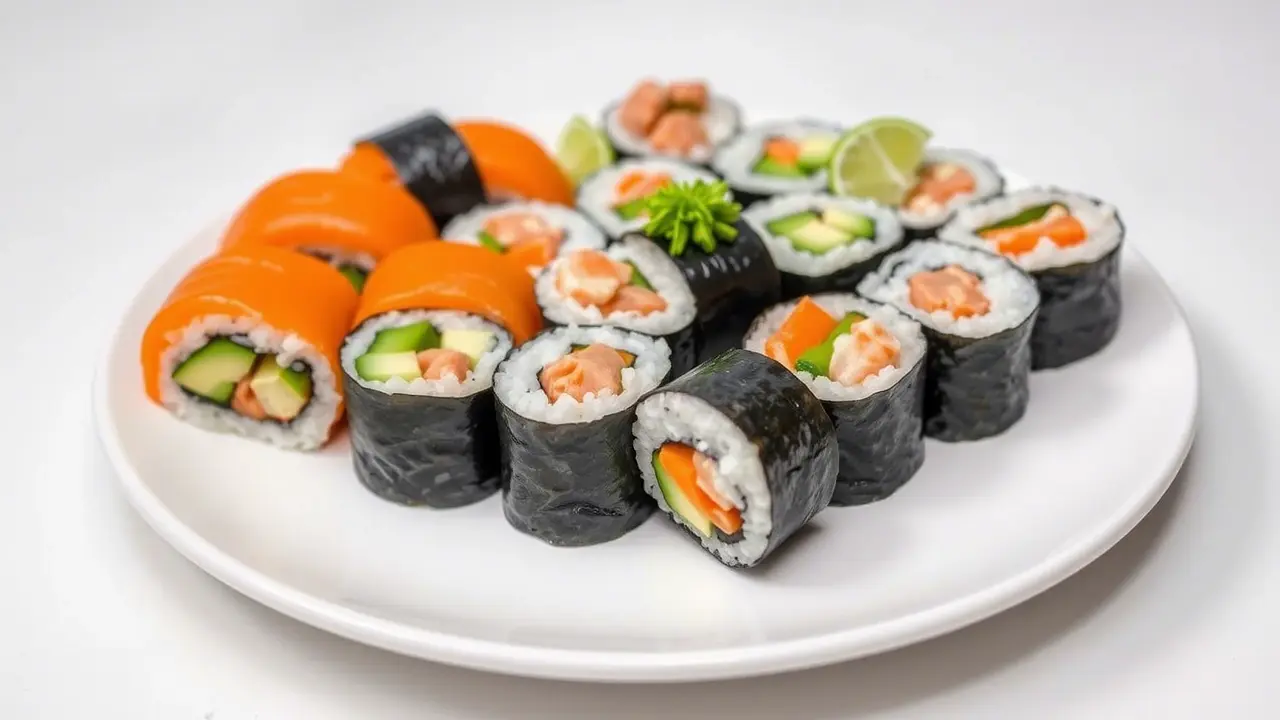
[94,232,1200,684]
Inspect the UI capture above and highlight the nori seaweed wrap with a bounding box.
[340,310,512,507]
[858,240,1040,442]
[633,349,839,568]
[493,326,671,547]
[938,187,1125,370]
[743,294,927,505]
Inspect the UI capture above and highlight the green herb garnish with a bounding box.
[476,230,505,254]
[640,180,742,256]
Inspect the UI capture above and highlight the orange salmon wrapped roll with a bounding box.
[220,169,437,293]
[340,242,543,507]
[141,246,359,451]
[340,112,573,229]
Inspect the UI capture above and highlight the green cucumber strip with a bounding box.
[626,261,654,290]
[614,197,650,220]
[976,203,1062,233]
[476,230,505,253]
[793,312,867,377]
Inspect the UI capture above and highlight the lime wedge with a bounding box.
[556,115,614,187]
[828,117,932,205]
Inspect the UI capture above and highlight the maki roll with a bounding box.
[711,120,842,207]
[341,112,574,227]
[220,169,437,292]
[576,158,721,240]
[494,326,671,547]
[744,295,926,505]
[341,243,542,507]
[858,240,1039,442]
[140,246,359,450]
[938,188,1124,369]
[619,179,782,362]
[603,78,742,164]
[632,349,838,568]
[535,239,700,376]
[897,148,1004,238]
[743,192,906,299]
[441,200,606,277]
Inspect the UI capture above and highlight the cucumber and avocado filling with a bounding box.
[795,312,867,377]
[767,207,876,255]
[249,354,312,421]
[821,208,876,238]
[625,261,654,290]
[337,265,368,293]
[172,337,258,405]
[653,451,713,538]
[787,219,855,254]
[355,351,421,383]
[796,134,838,172]
[977,203,1065,233]
[614,197,650,220]
[439,329,495,368]
[766,211,819,237]
[476,230,505,254]
[752,156,807,178]
[366,321,440,354]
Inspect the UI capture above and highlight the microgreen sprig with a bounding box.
[640,180,741,256]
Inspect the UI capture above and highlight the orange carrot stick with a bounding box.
[763,297,838,369]
[983,215,1087,256]
[658,444,743,534]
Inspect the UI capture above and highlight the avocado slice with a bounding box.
[172,337,259,405]
[795,312,867,377]
[821,208,876,239]
[476,230,505,254]
[249,355,312,421]
[614,197,650,220]
[653,451,712,537]
[796,133,838,172]
[366,321,440,354]
[765,211,819,237]
[355,351,422,383]
[752,156,807,178]
[977,203,1062,233]
[337,265,367,293]
[440,329,495,368]
[786,219,854,255]
[625,261,654,290]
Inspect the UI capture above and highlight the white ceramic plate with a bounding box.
[94,184,1198,683]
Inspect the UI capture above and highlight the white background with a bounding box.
[1,0,1276,717]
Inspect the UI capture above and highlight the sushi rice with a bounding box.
[441,200,607,274]
[899,148,1004,233]
[711,120,841,197]
[341,310,512,398]
[743,193,904,278]
[535,234,697,337]
[937,188,1124,272]
[604,95,741,165]
[494,325,670,425]
[158,315,341,451]
[576,158,723,239]
[633,392,771,567]
[742,294,927,402]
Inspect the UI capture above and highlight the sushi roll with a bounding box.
[341,242,542,507]
[494,326,671,547]
[616,179,782,362]
[938,188,1124,369]
[535,238,700,376]
[603,78,742,165]
[441,201,607,277]
[711,120,842,207]
[220,169,437,292]
[743,192,906,299]
[576,158,722,240]
[632,349,838,568]
[341,111,574,227]
[858,240,1039,442]
[140,246,359,451]
[897,148,1004,238]
[744,295,926,505]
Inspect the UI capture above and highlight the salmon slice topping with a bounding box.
[618,80,670,137]
[600,284,669,315]
[668,81,709,112]
[417,348,471,382]
[555,249,635,306]
[649,111,709,156]
[979,204,1088,256]
[829,319,901,387]
[231,375,268,420]
[613,171,673,207]
[904,163,978,213]
[908,265,991,318]
[482,212,565,248]
[539,342,626,403]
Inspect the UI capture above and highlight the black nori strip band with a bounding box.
[921,316,1035,441]
[359,111,486,228]
[777,242,906,300]
[342,331,502,509]
[652,349,837,567]
[624,219,781,364]
[1028,214,1125,370]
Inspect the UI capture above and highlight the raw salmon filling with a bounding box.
[441,201,607,276]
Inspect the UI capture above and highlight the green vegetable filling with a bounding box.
[794,312,867,377]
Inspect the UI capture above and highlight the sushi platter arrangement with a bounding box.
[131,77,1133,573]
